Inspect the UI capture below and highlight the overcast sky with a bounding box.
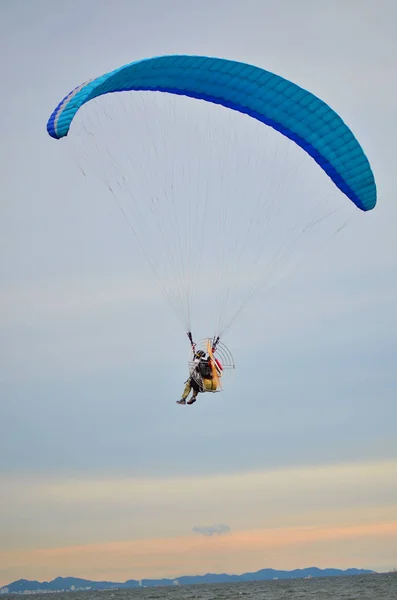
[1,0,397,586]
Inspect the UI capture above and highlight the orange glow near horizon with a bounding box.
[2,460,397,586]
[1,521,396,586]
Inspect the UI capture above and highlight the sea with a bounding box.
[6,573,396,600]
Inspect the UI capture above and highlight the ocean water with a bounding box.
[12,573,397,600]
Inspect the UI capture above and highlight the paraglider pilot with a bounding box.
[177,350,212,405]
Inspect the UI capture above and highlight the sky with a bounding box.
[1,0,397,587]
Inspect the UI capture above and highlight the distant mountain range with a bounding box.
[0,568,376,593]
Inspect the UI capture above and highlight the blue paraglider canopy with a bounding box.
[47,54,376,212]
[46,55,377,344]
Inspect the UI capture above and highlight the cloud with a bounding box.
[192,523,231,536]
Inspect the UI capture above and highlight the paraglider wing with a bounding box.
[47,54,376,212]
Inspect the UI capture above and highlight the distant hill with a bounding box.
[0,568,376,593]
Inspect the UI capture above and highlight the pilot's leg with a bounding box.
[177,380,192,405]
